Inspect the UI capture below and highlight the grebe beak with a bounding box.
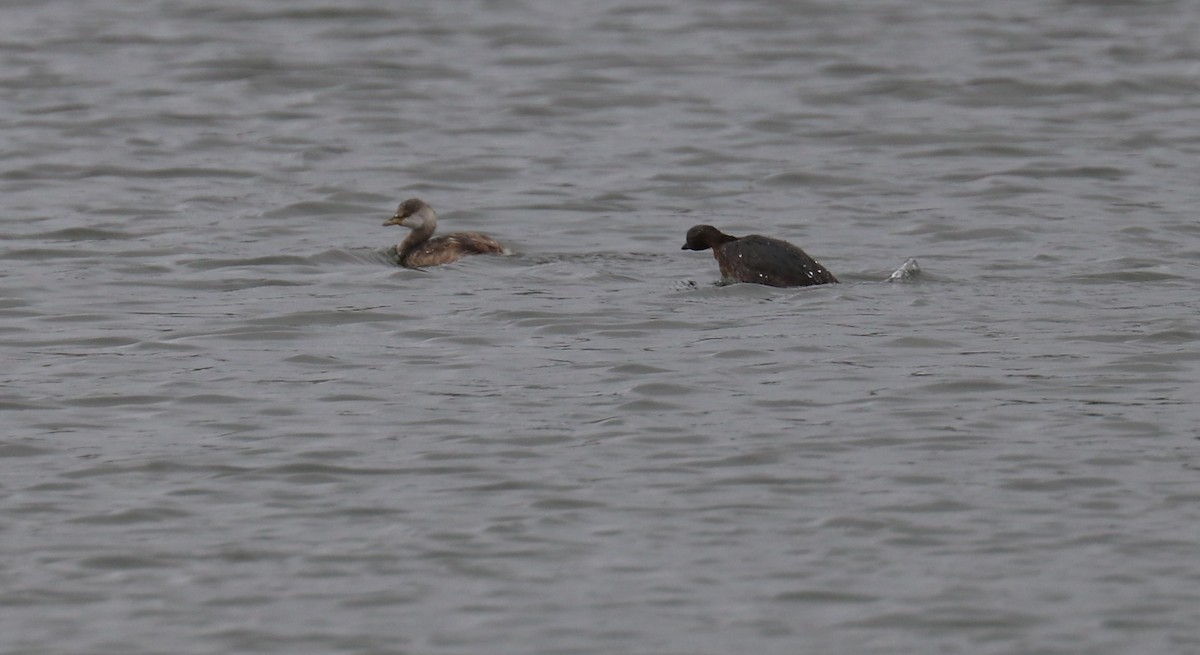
[383,215,405,227]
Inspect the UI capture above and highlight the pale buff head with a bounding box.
[383,198,436,229]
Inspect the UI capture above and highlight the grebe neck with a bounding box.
[398,215,437,257]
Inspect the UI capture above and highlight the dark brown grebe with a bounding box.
[681,224,838,287]
[383,198,508,268]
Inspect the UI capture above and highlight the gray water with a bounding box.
[4,1,1200,653]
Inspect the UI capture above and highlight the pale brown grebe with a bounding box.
[383,198,508,268]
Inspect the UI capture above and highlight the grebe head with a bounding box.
[681,224,732,251]
[383,198,435,229]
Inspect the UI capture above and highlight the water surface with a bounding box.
[4,1,1200,653]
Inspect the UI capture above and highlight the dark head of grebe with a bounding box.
[682,224,738,252]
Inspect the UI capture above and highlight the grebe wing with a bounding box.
[728,235,837,286]
[444,232,508,255]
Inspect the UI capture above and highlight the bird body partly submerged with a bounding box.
[383,198,508,268]
[681,224,837,287]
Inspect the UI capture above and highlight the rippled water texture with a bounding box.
[4,0,1200,653]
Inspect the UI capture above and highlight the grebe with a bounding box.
[681,224,837,287]
[383,198,508,268]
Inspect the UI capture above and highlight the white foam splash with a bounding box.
[887,258,921,282]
